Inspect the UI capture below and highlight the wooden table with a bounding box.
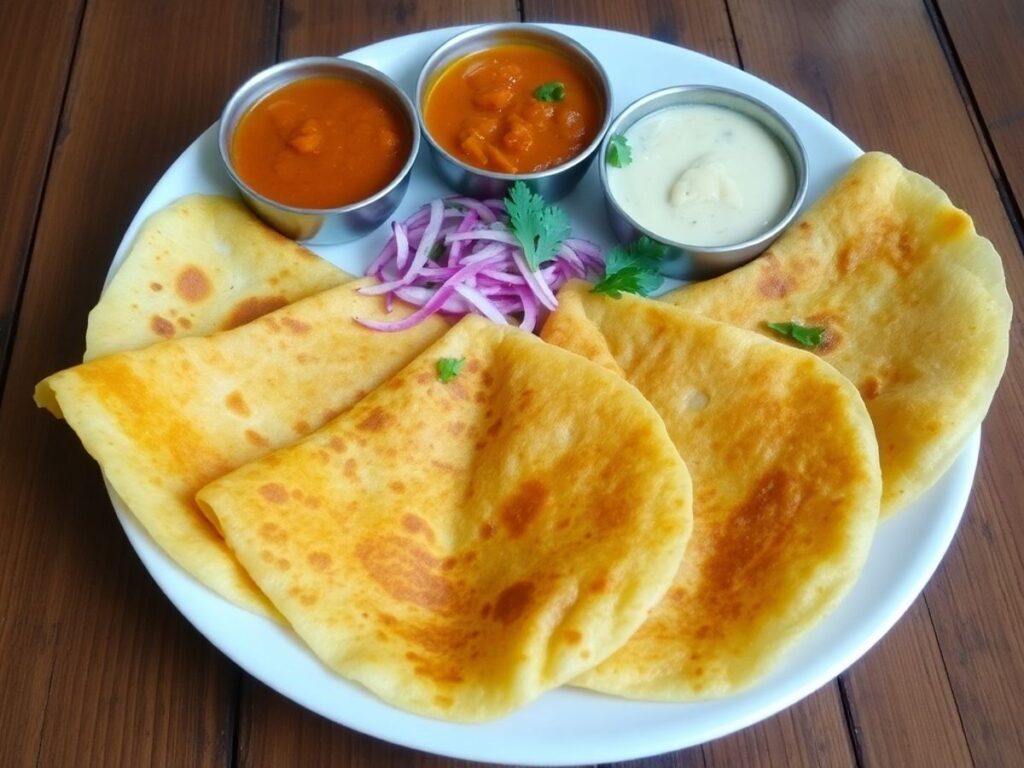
[2,1,1021,765]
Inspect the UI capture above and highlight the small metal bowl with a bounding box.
[416,23,612,201]
[218,57,420,245]
[600,85,808,280]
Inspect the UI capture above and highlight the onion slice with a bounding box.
[357,196,602,331]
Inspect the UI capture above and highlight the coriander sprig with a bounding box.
[606,134,632,168]
[765,321,827,347]
[504,181,572,272]
[592,236,670,298]
[436,357,466,383]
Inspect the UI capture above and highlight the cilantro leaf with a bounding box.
[504,181,572,271]
[533,81,566,102]
[592,266,664,298]
[591,236,671,298]
[436,356,466,383]
[606,134,632,168]
[765,321,827,347]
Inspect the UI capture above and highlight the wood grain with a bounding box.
[0,0,278,765]
[842,599,972,767]
[728,0,1024,764]
[935,0,1024,224]
[0,0,83,389]
[280,0,518,58]
[524,0,738,65]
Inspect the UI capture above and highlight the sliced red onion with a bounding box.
[358,196,603,332]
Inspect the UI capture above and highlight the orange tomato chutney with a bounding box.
[423,43,603,174]
[230,76,412,209]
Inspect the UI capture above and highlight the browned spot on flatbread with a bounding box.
[282,316,312,334]
[861,375,883,400]
[259,522,287,543]
[356,535,460,613]
[402,513,436,543]
[259,483,288,504]
[494,581,535,625]
[699,469,839,633]
[500,480,548,538]
[757,256,794,296]
[245,429,269,447]
[224,295,288,330]
[177,317,192,329]
[343,458,358,477]
[293,419,310,435]
[434,695,454,708]
[149,281,163,292]
[757,256,795,298]
[357,406,393,432]
[479,522,494,540]
[150,315,174,338]
[225,390,251,417]
[328,437,347,453]
[175,265,212,303]
[803,313,843,354]
[563,629,582,645]
[389,480,405,494]
[308,551,332,571]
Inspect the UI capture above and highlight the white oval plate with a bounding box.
[107,25,979,766]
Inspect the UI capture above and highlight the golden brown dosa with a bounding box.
[661,152,1012,515]
[542,282,881,699]
[196,315,694,720]
[84,195,349,361]
[36,279,448,616]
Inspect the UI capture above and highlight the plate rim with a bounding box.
[104,23,978,766]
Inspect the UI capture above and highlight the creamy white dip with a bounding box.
[608,104,795,246]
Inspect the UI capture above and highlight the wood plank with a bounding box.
[728,0,1024,765]
[0,0,83,389]
[703,687,853,767]
[842,599,971,767]
[280,0,519,58]
[524,0,739,64]
[935,0,1024,225]
[0,0,279,765]
[525,3,855,766]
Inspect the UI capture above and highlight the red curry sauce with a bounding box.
[230,77,411,209]
[423,44,603,174]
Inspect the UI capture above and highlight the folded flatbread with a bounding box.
[542,283,881,699]
[661,152,1012,515]
[36,279,448,616]
[197,315,694,720]
[84,195,349,361]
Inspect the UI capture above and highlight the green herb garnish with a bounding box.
[533,81,566,101]
[504,180,571,271]
[436,357,466,383]
[606,134,632,167]
[592,236,670,298]
[765,321,827,347]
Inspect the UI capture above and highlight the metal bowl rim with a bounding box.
[599,84,810,254]
[217,56,421,216]
[414,22,614,182]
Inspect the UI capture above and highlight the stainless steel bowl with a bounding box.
[416,23,612,201]
[218,57,420,245]
[599,85,808,280]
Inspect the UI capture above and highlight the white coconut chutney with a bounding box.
[608,104,795,246]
